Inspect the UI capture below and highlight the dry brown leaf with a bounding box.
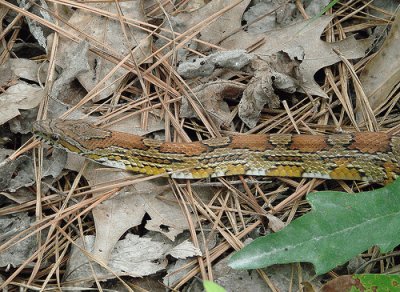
[64,156,190,262]
[0,61,16,88]
[167,239,202,259]
[0,83,43,125]
[50,41,90,99]
[90,176,188,262]
[222,16,372,98]
[65,234,171,286]
[52,0,151,101]
[180,80,246,128]
[197,0,251,49]
[239,52,301,127]
[8,58,47,83]
[211,257,322,292]
[158,0,250,55]
[243,1,297,33]
[108,113,165,136]
[0,147,66,193]
[0,213,38,268]
[320,275,362,292]
[177,50,252,78]
[360,10,400,111]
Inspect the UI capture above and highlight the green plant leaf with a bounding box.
[320,274,400,291]
[203,280,226,292]
[229,179,400,275]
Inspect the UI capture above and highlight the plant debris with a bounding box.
[0,0,399,291]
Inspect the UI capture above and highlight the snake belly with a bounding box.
[33,119,400,183]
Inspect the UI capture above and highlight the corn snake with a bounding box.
[33,119,400,183]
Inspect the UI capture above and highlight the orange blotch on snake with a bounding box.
[349,132,390,153]
[159,141,208,156]
[290,135,327,152]
[229,135,274,151]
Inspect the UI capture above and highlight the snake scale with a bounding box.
[33,119,400,183]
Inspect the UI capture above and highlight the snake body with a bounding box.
[33,119,400,183]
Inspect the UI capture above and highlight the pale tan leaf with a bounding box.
[0,83,43,125]
[221,16,372,98]
[52,0,151,101]
[65,234,171,286]
[360,10,400,111]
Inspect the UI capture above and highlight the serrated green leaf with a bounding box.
[229,178,400,275]
[203,280,226,292]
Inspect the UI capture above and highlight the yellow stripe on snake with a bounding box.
[33,119,400,183]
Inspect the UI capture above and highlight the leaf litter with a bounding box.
[0,0,399,291]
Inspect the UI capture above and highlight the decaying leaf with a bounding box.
[0,83,43,125]
[0,213,37,268]
[65,234,171,286]
[89,176,188,261]
[52,0,151,101]
[7,58,47,83]
[179,16,370,127]
[221,16,372,98]
[167,240,202,259]
[180,80,246,128]
[196,0,251,50]
[212,257,321,292]
[177,50,252,79]
[321,274,400,292]
[360,10,400,112]
[243,1,297,34]
[50,41,90,98]
[0,59,16,87]
[157,0,250,56]
[239,52,301,127]
[107,113,165,136]
[0,147,66,193]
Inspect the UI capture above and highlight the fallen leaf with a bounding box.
[167,240,202,259]
[177,50,252,79]
[0,147,66,193]
[180,80,246,128]
[52,0,151,101]
[50,41,90,98]
[221,16,372,98]
[0,213,38,268]
[239,52,300,127]
[65,155,189,263]
[0,61,17,88]
[158,0,250,55]
[8,58,47,83]
[243,1,296,33]
[108,113,165,136]
[360,10,400,112]
[213,257,321,292]
[321,274,400,292]
[0,83,43,125]
[64,234,171,287]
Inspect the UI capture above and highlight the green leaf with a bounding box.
[229,179,400,275]
[203,280,226,292]
[354,274,400,292]
[321,274,400,291]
